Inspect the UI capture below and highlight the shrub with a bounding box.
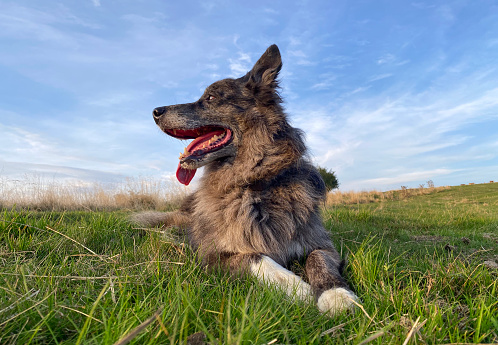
[317,166,339,191]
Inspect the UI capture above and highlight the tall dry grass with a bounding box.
[1,174,450,211]
[0,175,190,211]
[327,185,450,205]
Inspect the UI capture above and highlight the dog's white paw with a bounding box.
[250,256,312,302]
[317,288,358,316]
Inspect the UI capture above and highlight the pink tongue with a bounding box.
[175,129,224,185]
[187,129,225,152]
[176,164,196,186]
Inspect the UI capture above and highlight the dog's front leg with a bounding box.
[305,249,358,316]
[250,255,312,302]
[214,253,312,302]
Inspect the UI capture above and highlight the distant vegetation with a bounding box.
[326,183,450,205]
[316,166,339,191]
[1,179,497,343]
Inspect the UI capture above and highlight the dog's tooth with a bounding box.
[173,129,177,136]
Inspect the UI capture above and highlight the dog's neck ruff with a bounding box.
[237,165,302,193]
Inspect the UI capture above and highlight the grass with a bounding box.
[0,183,497,344]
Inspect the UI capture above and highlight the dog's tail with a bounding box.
[129,210,190,229]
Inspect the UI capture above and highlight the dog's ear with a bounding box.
[245,44,282,90]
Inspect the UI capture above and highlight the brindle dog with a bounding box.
[134,45,358,315]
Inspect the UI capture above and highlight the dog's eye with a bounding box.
[206,95,216,102]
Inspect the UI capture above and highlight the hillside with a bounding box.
[324,183,498,261]
[0,183,497,344]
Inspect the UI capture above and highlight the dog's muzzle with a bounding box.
[153,107,166,124]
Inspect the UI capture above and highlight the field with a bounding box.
[0,183,497,344]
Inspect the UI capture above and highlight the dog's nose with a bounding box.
[153,107,165,123]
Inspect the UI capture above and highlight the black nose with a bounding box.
[153,107,165,123]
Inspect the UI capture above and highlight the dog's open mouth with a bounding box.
[164,126,233,185]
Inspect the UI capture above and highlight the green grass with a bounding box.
[0,184,497,344]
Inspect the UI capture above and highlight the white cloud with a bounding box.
[355,168,455,188]
[288,50,315,66]
[291,69,498,190]
[311,74,337,90]
[367,73,393,82]
[84,90,152,107]
[437,5,455,23]
[289,50,307,58]
[376,53,396,65]
[229,52,252,77]
[411,2,436,10]
[0,124,56,159]
[435,87,498,122]
[0,160,124,184]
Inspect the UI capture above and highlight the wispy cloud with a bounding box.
[0,124,57,160]
[367,73,393,82]
[355,168,457,188]
[376,53,396,65]
[291,67,498,190]
[229,52,252,77]
[1,1,497,192]
[311,73,337,90]
[0,160,124,184]
[288,49,315,66]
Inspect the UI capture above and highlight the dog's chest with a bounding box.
[190,187,294,254]
[195,187,263,229]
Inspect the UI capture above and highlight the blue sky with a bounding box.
[1,0,498,191]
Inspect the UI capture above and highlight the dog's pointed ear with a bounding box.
[245,44,282,90]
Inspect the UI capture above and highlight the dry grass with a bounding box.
[0,175,190,211]
[327,185,450,205]
[1,174,452,211]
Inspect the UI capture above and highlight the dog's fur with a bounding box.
[135,45,357,315]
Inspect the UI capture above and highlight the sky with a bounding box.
[1,0,498,191]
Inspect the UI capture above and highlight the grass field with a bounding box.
[0,183,497,344]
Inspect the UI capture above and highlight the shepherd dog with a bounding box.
[134,44,358,316]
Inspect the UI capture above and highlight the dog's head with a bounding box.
[153,45,304,186]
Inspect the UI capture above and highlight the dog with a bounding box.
[135,44,358,316]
